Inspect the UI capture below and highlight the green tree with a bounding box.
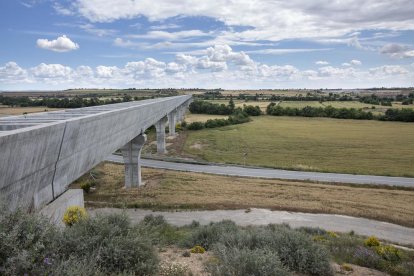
[228,95,235,113]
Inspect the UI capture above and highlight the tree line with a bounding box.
[266,103,414,122]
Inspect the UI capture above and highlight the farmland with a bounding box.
[182,115,414,177]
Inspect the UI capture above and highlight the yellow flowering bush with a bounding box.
[375,245,401,262]
[364,236,380,247]
[190,245,206,254]
[63,205,87,226]
[327,231,338,238]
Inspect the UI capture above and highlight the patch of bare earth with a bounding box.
[158,246,212,276]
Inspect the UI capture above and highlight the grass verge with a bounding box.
[71,162,414,228]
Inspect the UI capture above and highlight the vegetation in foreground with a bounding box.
[1,208,413,275]
[73,163,414,227]
[182,115,414,177]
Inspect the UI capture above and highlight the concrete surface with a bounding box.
[39,189,84,226]
[106,154,414,188]
[89,208,414,246]
[0,95,191,211]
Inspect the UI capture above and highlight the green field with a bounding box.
[183,116,414,177]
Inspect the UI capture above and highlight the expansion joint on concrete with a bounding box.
[50,122,68,200]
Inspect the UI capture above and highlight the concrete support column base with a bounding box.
[121,134,147,188]
[155,116,168,154]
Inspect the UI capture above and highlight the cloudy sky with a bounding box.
[1,0,414,90]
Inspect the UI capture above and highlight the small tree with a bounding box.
[228,95,235,113]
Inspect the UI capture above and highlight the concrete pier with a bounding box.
[168,110,177,136]
[155,116,168,154]
[121,134,147,187]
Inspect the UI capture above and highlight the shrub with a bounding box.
[375,245,401,262]
[60,213,158,275]
[136,215,184,246]
[327,231,339,238]
[243,105,262,116]
[183,220,239,250]
[62,206,87,226]
[187,121,205,130]
[97,234,158,274]
[0,209,61,275]
[182,251,191,257]
[209,245,289,276]
[185,221,332,276]
[205,118,229,128]
[80,180,94,193]
[364,236,380,247]
[298,226,327,236]
[341,263,353,272]
[190,245,206,254]
[353,246,382,269]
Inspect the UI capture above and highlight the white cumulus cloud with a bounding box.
[36,35,79,52]
[316,61,329,65]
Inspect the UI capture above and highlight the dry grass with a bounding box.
[0,106,62,117]
[185,113,228,123]
[74,162,414,228]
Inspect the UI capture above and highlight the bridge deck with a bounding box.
[0,95,191,211]
[0,98,170,131]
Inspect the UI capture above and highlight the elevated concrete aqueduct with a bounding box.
[0,95,192,212]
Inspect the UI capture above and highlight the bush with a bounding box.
[60,213,158,275]
[189,100,232,115]
[353,245,382,269]
[0,209,61,275]
[375,245,401,262]
[205,118,230,128]
[243,105,262,116]
[187,121,205,130]
[364,236,380,247]
[80,180,94,193]
[62,206,87,226]
[184,221,332,276]
[209,245,289,276]
[136,215,185,246]
[190,245,206,254]
[183,220,239,250]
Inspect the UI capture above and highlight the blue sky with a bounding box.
[1,0,413,90]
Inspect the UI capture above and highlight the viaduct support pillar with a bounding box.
[155,116,168,154]
[177,106,185,123]
[168,110,177,136]
[121,134,147,187]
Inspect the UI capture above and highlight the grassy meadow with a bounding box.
[182,116,414,177]
[73,162,414,227]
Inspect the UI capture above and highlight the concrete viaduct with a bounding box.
[0,95,192,212]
